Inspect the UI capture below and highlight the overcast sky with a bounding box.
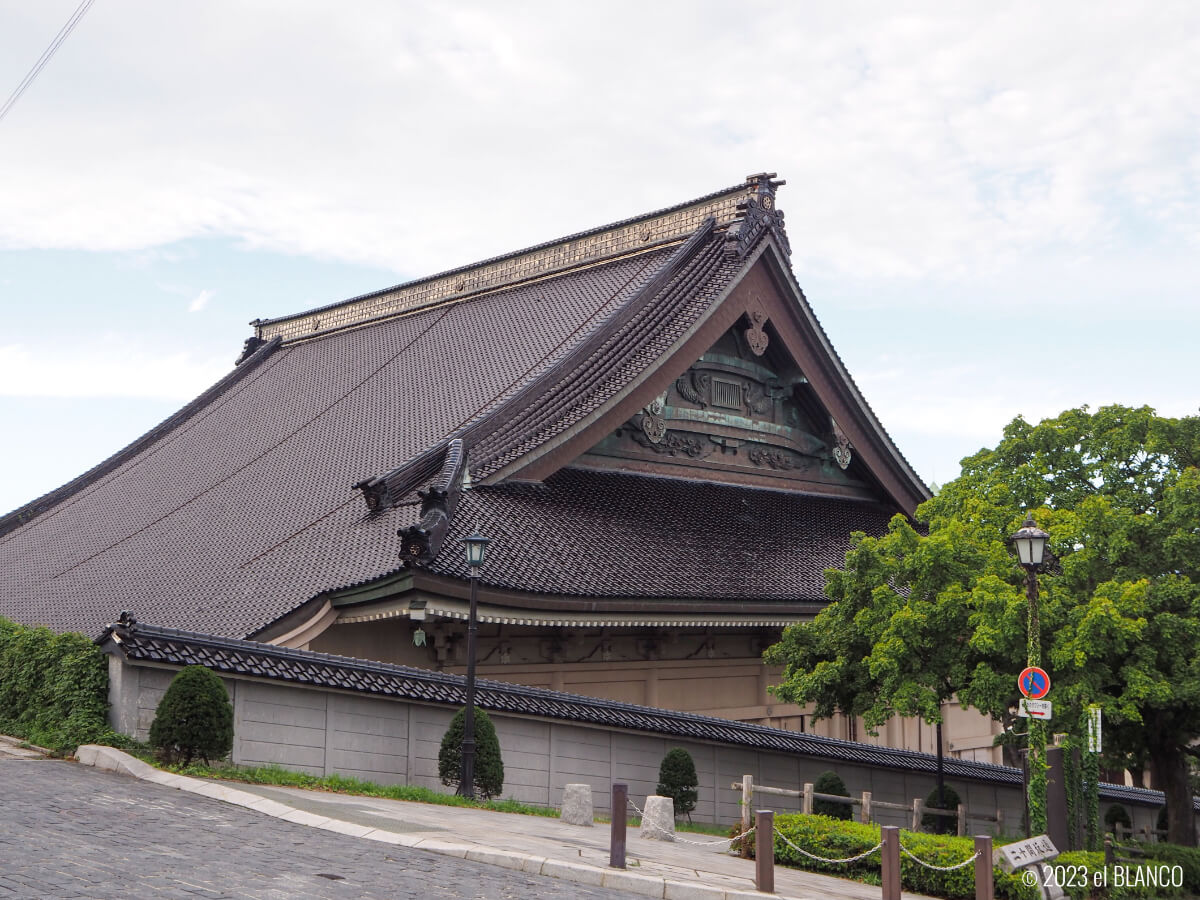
[1,2,1197,516]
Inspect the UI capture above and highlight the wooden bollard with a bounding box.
[755,809,774,893]
[881,825,901,900]
[742,775,753,836]
[974,835,994,900]
[610,783,627,869]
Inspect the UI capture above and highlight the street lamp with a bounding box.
[459,531,490,799]
[1012,514,1049,834]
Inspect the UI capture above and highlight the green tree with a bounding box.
[922,783,960,834]
[812,770,852,819]
[768,405,1200,846]
[149,666,233,765]
[438,707,504,799]
[656,747,699,820]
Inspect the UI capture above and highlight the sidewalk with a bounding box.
[0,733,51,759]
[74,745,937,900]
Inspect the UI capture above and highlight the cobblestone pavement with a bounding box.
[0,760,640,900]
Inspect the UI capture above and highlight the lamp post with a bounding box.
[459,531,489,799]
[1012,514,1049,834]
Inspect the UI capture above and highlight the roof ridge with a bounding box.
[250,176,780,345]
[0,337,284,541]
[352,221,718,524]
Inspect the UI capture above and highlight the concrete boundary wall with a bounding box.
[109,655,1162,833]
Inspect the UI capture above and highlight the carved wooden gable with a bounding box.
[577,315,871,499]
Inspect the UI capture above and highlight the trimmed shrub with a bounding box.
[1104,803,1132,833]
[0,616,121,754]
[772,814,1039,899]
[922,783,961,835]
[149,666,233,765]
[656,747,699,820]
[813,770,852,820]
[1140,842,1200,896]
[438,707,504,799]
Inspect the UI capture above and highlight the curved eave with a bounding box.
[751,238,932,515]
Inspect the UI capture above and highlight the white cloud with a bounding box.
[0,2,1195,290]
[0,342,230,400]
[188,289,214,313]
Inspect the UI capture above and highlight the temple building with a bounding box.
[0,174,1001,763]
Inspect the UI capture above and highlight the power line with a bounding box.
[0,0,98,126]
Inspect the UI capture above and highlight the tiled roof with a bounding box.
[0,247,677,638]
[101,620,1184,809]
[423,468,895,602]
[0,175,926,643]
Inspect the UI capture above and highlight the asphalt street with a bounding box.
[0,759,641,899]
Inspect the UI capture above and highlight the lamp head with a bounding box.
[1011,514,1049,568]
[463,532,490,570]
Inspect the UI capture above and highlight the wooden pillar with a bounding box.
[881,825,901,900]
[974,835,994,900]
[610,783,627,869]
[742,775,753,836]
[755,810,774,893]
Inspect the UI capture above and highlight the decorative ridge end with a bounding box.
[397,439,467,566]
[235,335,267,365]
[726,172,790,258]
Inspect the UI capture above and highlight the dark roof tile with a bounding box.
[104,620,1182,808]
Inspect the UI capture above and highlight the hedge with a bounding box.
[750,812,1200,900]
[766,814,1039,899]
[0,615,125,754]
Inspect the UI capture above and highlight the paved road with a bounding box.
[0,760,640,899]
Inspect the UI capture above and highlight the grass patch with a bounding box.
[140,754,733,833]
[151,759,561,818]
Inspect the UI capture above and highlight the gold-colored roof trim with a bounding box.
[255,181,757,345]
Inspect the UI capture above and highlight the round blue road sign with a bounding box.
[1018,666,1051,700]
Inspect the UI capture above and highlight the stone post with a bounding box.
[561,783,593,826]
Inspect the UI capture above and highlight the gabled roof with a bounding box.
[0,174,928,640]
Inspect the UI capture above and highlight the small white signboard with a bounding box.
[995,834,1059,873]
[1088,704,1102,753]
[1017,698,1053,719]
[995,835,1064,900]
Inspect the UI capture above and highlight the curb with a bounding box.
[0,733,53,756]
[73,746,803,900]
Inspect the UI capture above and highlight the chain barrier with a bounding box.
[625,797,756,847]
[772,827,883,865]
[899,845,981,871]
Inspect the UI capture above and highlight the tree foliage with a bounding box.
[149,665,234,765]
[922,783,960,835]
[812,770,852,819]
[438,707,504,799]
[656,747,699,820]
[766,405,1200,846]
[0,616,119,754]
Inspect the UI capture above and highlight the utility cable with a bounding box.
[0,0,97,126]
